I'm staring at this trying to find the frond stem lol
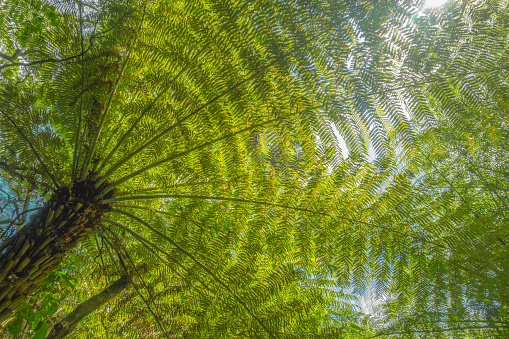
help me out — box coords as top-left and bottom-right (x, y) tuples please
(121, 247), (170, 339)
(72, 2), (85, 181)
(102, 218), (213, 293)
(104, 194), (452, 250)
(110, 209), (277, 339)
(81, 4), (147, 179)
(92, 43), (210, 180)
(80, 47), (131, 179)
(115, 204), (178, 218)
(104, 194), (328, 215)
(102, 119), (275, 193)
(95, 59), (278, 188)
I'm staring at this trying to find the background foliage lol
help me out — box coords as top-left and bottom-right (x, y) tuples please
(0, 0), (508, 338)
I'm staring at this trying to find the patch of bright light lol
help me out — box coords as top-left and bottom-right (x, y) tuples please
(424, 0), (448, 7)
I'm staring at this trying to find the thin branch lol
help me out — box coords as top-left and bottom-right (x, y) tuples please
(0, 207), (42, 241)
(1, 32), (94, 71)
(109, 209), (278, 339)
(21, 194), (30, 223)
(0, 160), (54, 190)
(0, 51), (90, 71)
(120, 228), (193, 286)
(0, 9), (134, 71)
(74, 0), (101, 12)
(104, 194), (324, 214)
(0, 110), (59, 188)
(117, 203), (209, 237)
(102, 119), (275, 193)
(14, 70), (32, 85)
(115, 187), (164, 196)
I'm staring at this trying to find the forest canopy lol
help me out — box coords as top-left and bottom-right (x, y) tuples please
(0, 0), (508, 338)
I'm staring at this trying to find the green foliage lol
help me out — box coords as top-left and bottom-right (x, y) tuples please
(7, 261), (77, 338)
(0, 0), (508, 338)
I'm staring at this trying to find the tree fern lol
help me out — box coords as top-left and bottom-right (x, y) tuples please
(1, 0), (508, 338)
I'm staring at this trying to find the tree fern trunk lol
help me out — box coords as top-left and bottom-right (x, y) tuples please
(0, 177), (114, 324)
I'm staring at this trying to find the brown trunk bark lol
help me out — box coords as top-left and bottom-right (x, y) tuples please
(46, 275), (131, 339)
(0, 177), (115, 325)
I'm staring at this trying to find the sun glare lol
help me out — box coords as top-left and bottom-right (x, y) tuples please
(424, 0), (449, 7)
